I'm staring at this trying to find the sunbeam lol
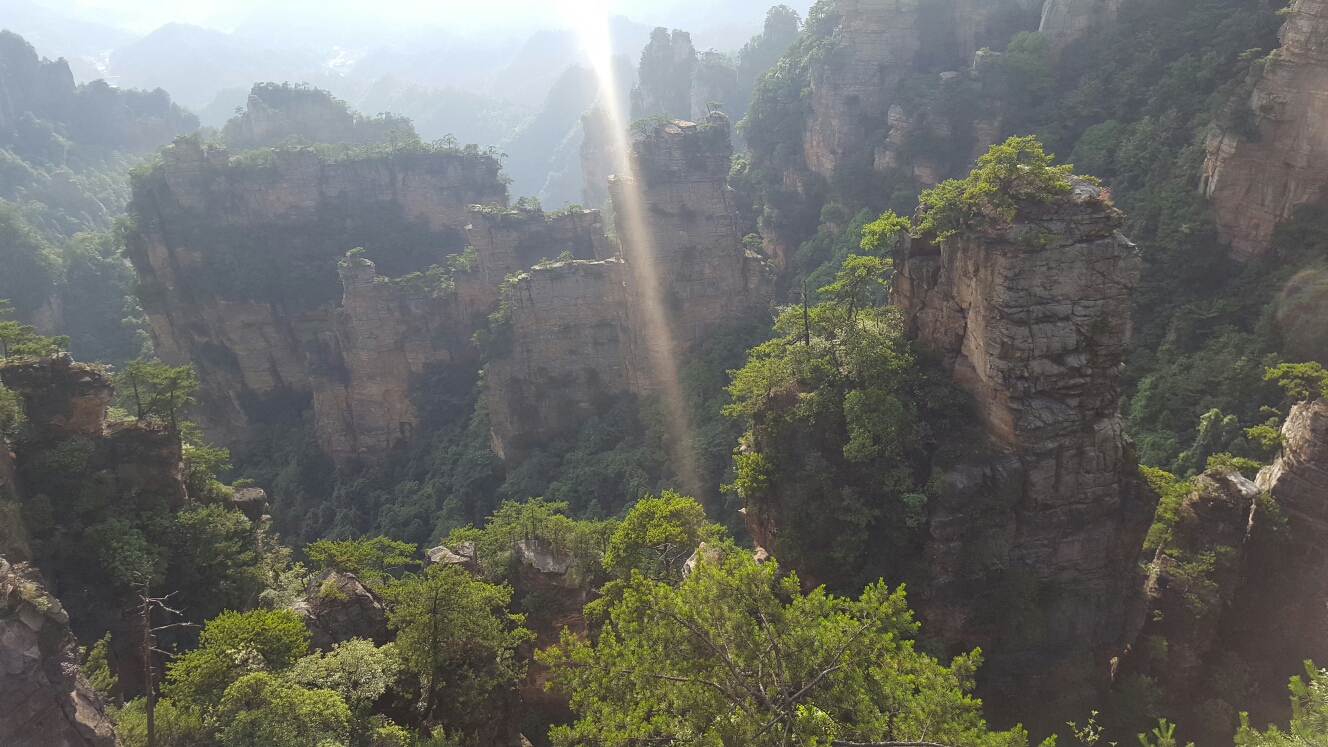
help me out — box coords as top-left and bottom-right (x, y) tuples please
(558, 0), (705, 495)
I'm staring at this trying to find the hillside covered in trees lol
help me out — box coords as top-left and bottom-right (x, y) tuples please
(3, 0), (1328, 745)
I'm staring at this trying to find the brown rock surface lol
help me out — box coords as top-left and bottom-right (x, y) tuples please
(489, 115), (772, 459)
(0, 558), (121, 747)
(609, 113), (772, 352)
(0, 354), (112, 438)
(892, 179), (1155, 725)
(125, 137), (508, 458)
(292, 570), (390, 652)
(1200, 0), (1328, 258)
(486, 258), (637, 461)
(804, 0), (921, 178)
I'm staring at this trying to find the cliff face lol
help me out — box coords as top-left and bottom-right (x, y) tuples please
(1037, 0), (1120, 49)
(892, 179), (1154, 725)
(1115, 399), (1328, 737)
(0, 359), (142, 747)
(1229, 399), (1328, 719)
(802, 0), (1037, 179)
(0, 557), (121, 747)
(488, 114), (772, 460)
(486, 259), (636, 461)
(608, 113), (772, 352)
(125, 137), (508, 460)
(1200, 0), (1328, 259)
(804, 0), (921, 178)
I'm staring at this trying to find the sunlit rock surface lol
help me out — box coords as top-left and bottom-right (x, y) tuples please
(1201, 0), (1328, 258)
(892, 178), (1155, 726)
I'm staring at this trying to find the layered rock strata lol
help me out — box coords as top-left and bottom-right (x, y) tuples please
(1200, 0), (1328, 259)
(488, 114), (772, 459)
(486, 258), (636, 461)
(608, 113), (771, 352)
(891, 179), (1155, 725)
(804, 0), (922, 178)
(125, 137), (509, 461)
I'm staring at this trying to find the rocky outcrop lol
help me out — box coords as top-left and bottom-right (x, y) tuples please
(1200, 0), (1328, 259)
(488, 115), (772, 459)
(1120, 471), (1259, 719)
(630, 28), (697, 121)
(892, 178), (1154, 726)
(1224, 398), (1328, 721)
(608, 113), (772, 352)
(0, 354), (112, 437)
(125, 136), (508, 459)
(803, 0), (922, 178)
(292, 571), (390, 652)
(0, 30), (196, 155)
(221, 83), (414, 150)
(0, 558), (121, 747)
(1114, 400), (1328, 737)
(486, 258), (637, 461)
(0, 378), (120, 747)
(874, 58), (1005, 189)
(1037, 0), (1120, 49)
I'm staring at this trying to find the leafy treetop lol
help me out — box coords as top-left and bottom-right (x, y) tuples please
(541, 546), (1029, 747)
(916, 135), (1078, 240)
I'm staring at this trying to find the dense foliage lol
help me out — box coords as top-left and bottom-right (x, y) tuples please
(724, 216), (973, 587)
(542, 547), (1027, 747)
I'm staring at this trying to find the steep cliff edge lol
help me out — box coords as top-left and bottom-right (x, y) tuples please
(1200, 0), (1328, 259)
(0, 556), (122, 747)
(0, 363), (125, 747)
(125, 136), (508, 459)
(890, 178), (1153, 726)
(608, 113), (772, 353)
(1115, 399), (1328, 739)
(488, 114), (772, 461)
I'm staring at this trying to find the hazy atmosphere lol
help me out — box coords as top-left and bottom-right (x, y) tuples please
(3, 0), (1328, 744)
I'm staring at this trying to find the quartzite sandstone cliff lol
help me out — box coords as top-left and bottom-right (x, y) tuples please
(891, 179), (1154, 725)
(1200, 0), (1328, 258)
(488, 114), (772, 460)
(125, 137), (508, 462)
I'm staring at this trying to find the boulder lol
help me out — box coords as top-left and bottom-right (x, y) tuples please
(291, 570), (389, 651)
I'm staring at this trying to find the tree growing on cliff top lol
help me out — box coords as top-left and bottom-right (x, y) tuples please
(540, 547), (1028, 747)
(915, 136), (1077, 240)
(115, 357), (198, 431)
(0, 299), (68, 358)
